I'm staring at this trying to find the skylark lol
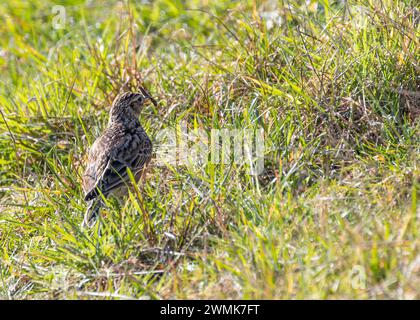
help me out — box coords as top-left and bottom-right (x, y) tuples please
(82, 89), (156, 228)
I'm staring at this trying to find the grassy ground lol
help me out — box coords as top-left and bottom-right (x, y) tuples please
(0, 0), (419, 299)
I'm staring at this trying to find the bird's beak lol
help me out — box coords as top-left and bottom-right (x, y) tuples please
(139, 87), (158, 107)
(145, 95), (158, 107)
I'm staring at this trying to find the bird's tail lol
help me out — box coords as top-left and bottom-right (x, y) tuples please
(82, 199), (102, 229)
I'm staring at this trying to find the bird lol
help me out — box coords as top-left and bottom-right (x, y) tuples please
(82, 89), (157, 228)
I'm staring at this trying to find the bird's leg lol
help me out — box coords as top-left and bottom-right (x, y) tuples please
(82, 198), (103, 229)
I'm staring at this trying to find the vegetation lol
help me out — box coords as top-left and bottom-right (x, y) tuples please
(0, 0), (419, 299)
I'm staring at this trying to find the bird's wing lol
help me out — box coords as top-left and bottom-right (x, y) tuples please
(84, 136), (151, 201)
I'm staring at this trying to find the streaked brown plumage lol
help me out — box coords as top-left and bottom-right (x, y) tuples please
(82, 90), (156, 228)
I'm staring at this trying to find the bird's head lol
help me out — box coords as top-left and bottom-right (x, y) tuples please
(110, 89), (157, 119)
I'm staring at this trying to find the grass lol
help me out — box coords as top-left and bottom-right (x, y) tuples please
(0, 0), (419, 299)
